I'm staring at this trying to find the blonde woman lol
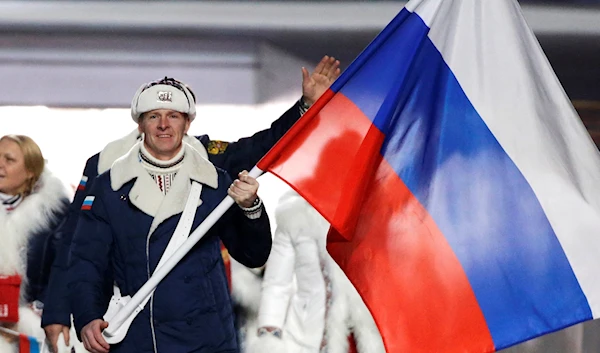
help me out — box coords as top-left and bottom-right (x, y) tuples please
(0, 135), (69, 352)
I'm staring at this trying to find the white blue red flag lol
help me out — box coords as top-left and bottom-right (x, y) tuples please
(257, 0), (600, 351)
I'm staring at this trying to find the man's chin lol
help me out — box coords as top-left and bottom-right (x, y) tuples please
(152, 142), (182, 158)
(153, 139), (177, 149)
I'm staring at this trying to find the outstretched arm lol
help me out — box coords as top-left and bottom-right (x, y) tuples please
(205, 55), (341, 177)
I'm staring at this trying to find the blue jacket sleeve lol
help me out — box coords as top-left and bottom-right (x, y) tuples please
(69, 175), (114, 334)
(42, 154), (100, 327)
(217, 174), (272, 269)
(203, 100), (302, 176)
(221, 206), (272, 269)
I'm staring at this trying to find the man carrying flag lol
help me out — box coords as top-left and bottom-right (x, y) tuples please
(43, 58), (341, 352)
(69, 78), (273, 353)
(256, 0), (600, 352)
(42, 56), (340, 352)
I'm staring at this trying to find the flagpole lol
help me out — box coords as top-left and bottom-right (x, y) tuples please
(102, 166), (264, 341)
(0, 326), (21, 338)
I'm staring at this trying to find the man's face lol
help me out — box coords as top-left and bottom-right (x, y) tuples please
(0, 138), (32, 195)
(138, 109), (190, 161)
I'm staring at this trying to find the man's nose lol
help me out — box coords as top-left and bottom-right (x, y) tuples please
(157, 116), (170, 129)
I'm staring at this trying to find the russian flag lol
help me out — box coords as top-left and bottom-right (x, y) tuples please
(81, 196), (94, 210)
(19, 334), (40, 353)
(77, 175), (88, 191)
(257, 0), (600, 352)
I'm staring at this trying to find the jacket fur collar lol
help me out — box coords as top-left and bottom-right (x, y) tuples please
(110, 140), (219, 234)
(97, 129), (209, 174)
(0, 169), (68, 277)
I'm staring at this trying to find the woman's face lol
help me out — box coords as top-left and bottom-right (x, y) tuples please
(0, 139), (32, 195)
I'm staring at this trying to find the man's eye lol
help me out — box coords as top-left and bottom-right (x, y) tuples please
(149, 115), (157, 119)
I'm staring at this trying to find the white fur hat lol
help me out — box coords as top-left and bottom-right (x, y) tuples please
(130, 77), (196, 123)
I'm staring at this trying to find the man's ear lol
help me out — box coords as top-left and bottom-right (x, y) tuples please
(184, 118), (191, 134)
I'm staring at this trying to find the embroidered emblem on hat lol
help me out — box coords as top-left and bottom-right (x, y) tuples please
(157, 91), (172, 102)
(82, 196), (95, 210)
(207, 140), (229, 155)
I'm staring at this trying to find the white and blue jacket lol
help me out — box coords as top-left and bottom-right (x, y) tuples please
(69, 142), (272, 353)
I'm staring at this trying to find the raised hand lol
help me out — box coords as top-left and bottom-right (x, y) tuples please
(301, 55), (341, 106)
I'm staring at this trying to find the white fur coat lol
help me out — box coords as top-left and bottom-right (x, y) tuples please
(0, 169), (68, 297)
(248, 192), (385, 353)
(0, 168), (69, 352)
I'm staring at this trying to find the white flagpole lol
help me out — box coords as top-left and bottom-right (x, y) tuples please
(102, 166), (264, 340)
(0, 326), (22, 337)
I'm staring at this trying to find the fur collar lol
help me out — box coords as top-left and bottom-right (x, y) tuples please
(275, 191), (330, 245)
(97, 129), (209, 174)
(230, 258), (264, 316)
(0, 169), (68, 277)
(110, 141), (218, 234)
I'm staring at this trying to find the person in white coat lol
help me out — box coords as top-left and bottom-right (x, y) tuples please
(249, 191), (385, 353)
(0, 135), (81, 353)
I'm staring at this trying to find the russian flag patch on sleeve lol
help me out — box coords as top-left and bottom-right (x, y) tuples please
(77, 176), (88, 191)
(81, 196), (95, 210)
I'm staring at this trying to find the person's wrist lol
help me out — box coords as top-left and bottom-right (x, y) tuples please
(239, 196), (260, 210)
(240, 197), (262, 219)
(300, 96), (314, 108)
(299, 96), (312, 116)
